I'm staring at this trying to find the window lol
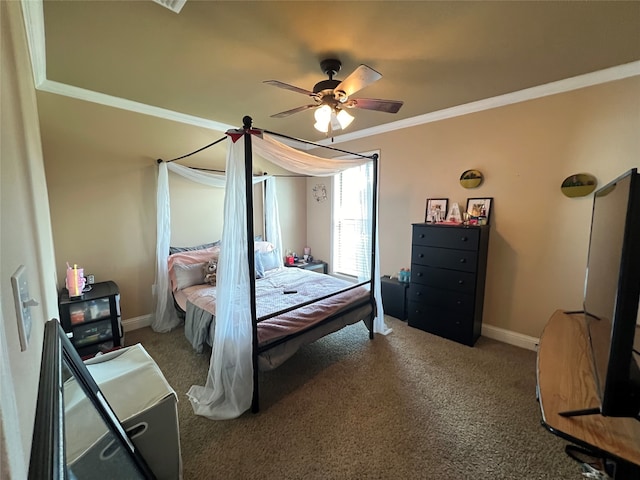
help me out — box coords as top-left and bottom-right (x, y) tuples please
(332, 162), (373, 278)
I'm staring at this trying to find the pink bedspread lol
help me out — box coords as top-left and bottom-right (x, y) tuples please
(182, 267), (370, 346)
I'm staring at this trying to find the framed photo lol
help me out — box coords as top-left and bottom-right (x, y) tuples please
(466, 197), (493, 224)
(425, 198), (448, 223)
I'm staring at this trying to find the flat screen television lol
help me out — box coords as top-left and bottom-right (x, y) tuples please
(584, 168), (640, 419)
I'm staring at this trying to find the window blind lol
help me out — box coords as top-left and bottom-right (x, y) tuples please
(333, 163), (372, 277)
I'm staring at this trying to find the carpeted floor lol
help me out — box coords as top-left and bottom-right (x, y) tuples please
(125, 316), (582, 479)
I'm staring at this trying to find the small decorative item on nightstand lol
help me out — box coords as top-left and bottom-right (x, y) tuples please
(284, 260), (328, 274)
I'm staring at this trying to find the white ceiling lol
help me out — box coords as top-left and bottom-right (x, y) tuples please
(25, 0), (640, 143)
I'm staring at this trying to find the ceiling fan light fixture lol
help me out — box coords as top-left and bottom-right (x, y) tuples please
(314, 105), (332, 132)
(314, 120), (329, 133)
(336, 109), (354, 129)
(314, 105), (332, 123)
(266, 58), (403, 133)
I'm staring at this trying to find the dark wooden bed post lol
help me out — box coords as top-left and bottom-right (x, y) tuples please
(242, 116), (261, 414)
(369, 153), (379, 339)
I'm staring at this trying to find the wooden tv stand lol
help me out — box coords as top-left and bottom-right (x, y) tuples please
(537, 310), (640, 477)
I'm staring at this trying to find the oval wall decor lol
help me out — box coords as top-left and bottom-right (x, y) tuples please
(460, 169), (484, 189)
(561, 173), (597, 198)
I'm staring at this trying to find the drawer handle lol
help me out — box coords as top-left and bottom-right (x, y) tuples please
(417, 272), (423, 277)
(416, 292), (421, 297)
(419, 234), (425, 238)
(459, 258), (466, 263)
(419, 253), (424, 258)
(458, 280), (464, 285)
(456, 300), (462, 305)
(460, 236), (468, 242)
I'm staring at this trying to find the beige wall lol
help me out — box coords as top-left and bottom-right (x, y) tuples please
(306, 177), (333, 264)
(312, 76), (640, 338)
(1, 2), (638, 475)
(1, 2), (59, 476)
(37, 74), (640, 340)
(37, 92), (308, 319)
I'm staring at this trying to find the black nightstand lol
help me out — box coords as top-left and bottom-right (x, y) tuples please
(381, 275), (409, 320)
(285, 261), (328, 274)
(58, 280), (122, 357)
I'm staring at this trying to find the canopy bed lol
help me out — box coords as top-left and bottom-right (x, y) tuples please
(153, 117), (390, 419)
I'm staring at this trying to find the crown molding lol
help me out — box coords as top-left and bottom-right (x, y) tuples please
(38, 79), (236, 131)
(21, 0), (46, 87)
(21, 0), (640, 147)
(324, 60), (640, 146)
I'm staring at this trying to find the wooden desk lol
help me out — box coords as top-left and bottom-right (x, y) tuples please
(537, 310), (640, 475)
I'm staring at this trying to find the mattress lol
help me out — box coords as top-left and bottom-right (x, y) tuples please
(181, 267), (373, 370)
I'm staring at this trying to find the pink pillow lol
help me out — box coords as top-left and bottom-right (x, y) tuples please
(168, 246), (220, 290)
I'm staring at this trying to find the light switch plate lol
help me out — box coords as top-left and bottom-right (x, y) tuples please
(11, 265), (32, 351)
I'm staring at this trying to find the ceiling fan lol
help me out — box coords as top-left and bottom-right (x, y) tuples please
(264, 59), (403, 134)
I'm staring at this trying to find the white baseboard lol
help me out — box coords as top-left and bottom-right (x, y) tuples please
(122, 314), (152, 332)
(122, 314), (539, 351)
(482, 324), (539, 351)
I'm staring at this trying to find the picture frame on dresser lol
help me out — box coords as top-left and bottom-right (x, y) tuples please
(466, 197), (493, 224)
(425, 198), (448, 223)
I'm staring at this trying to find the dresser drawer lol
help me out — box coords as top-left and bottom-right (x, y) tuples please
(407, 303), (474, 346)
(407, 285), (475, 315)
(410, 265), (476, 294)
(412, 225), (479, 251)
(411, 245), (477, 272)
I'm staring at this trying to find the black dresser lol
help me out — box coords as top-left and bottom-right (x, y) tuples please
(408, 223), (490, 346)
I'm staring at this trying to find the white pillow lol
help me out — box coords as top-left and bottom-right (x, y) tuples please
(259, 250), (280, 272)
(173, 262), (206, 290)
(255, 241), (275, 253)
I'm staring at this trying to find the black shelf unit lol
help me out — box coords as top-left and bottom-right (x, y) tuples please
(381, 276), (409, 320)
(58, 280), (122, 357)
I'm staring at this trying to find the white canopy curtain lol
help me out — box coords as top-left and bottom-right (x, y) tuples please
(152, 161), (280, 333)
(154, 130), (389, 419)
(253, 134), (389, 336)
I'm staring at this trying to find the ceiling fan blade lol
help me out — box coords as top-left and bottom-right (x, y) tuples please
(345, 98), (404, 114)
(263, 80), (314, 97)
(334, 64), (382, 98)
(270, 104), (317, 118)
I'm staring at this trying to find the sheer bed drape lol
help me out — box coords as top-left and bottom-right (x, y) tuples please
(152, 161), (277, 333)
(153, 132), (389, 419)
